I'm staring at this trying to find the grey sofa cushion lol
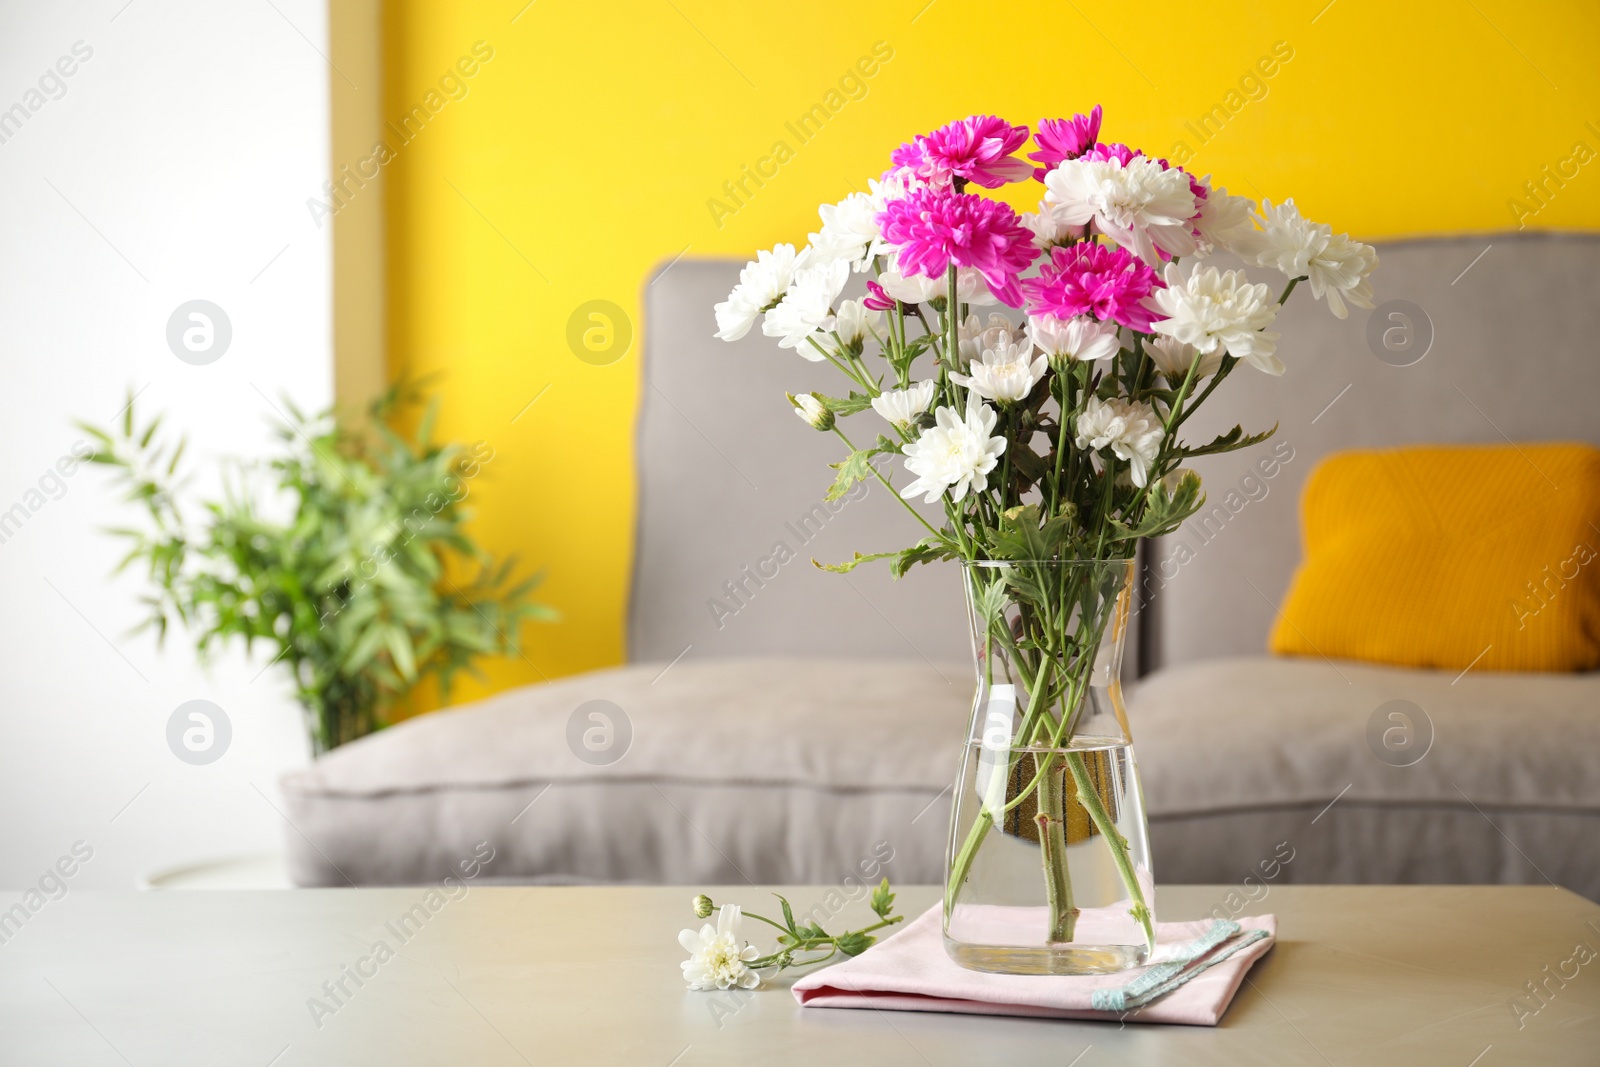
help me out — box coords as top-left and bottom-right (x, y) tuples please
(282, 651), (1600, 901)
(1133, 656), (1600, 898)
(279, 657), (967, 887)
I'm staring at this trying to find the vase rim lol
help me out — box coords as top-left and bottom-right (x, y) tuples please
(960, 558), (1135, 569)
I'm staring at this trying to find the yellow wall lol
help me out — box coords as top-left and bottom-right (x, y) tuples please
(380, 0), (1600, 704)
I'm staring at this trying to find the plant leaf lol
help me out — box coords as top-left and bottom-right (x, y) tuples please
(817, 391), (875, 417)
(890, 537), (956, 578)
(1181, 422), (1277, 458)
(870, 877), (895, 920)
(1108, 469), (1205, 541)
(813, 550), (897, 574)
(836, 931), (875, 956)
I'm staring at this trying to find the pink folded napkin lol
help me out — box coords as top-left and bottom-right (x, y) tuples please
(792, 903), (1276, 1026)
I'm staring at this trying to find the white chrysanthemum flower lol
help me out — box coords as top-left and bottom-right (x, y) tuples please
(958, 312), (1022, 365)
(1145, 335), (1222, 382)
(951, 340), (1047, 404)
(1028, 314), (1120, 364)
(1074, 395), (1165, 488)
(877, 266), (998, 307)
(821, 167), (926, 268)
(1305, 231), (1377, 318)
(1238, 199), (1378, 319)
(1043, 156), (1199, 266)
(1019, 207), (1077, 250)
(1151, 263), (1283, 375)
(714, 243), (802, 341)
(871, 379), (936, 429)
(763, 258), (850, 354)
(808, 191), (888, 271)
(868, 166), (924, 211)
(679, 905), (760, 991)
(1074, 396), (1122, 451)
(900, 399), (1007, 503)
(1190, 181), (1257, 259)
(790, 392), (833, 431)
(828, 299), (883, 349)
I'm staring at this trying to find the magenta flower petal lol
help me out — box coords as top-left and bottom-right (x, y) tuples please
(1029, 105), (1103, 180)
(863, 279), (895, 312)
(878, 187), (1039, 309)
(891, 115), (1033, 190)
(1021, 241), (1165, 332)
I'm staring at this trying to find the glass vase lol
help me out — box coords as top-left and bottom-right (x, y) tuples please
(943, 559), (1155, 975)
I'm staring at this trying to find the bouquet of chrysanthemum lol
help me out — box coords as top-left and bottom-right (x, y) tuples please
(713, 110), (1375, 956)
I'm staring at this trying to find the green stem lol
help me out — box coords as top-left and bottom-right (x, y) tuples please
(1172, 355), (1237, 432)
(1036, 750), (1077, 942)
(741, 914), (905, 972)
(945, 264), (962, 392)
(1065, 751), (1155, 952)
(806, 337), (875, 393)
(947, 569), (1151, 956)
(910, 305), (942, 362)
(945, 645), (1055, 914)
(830, 427), (943, 540)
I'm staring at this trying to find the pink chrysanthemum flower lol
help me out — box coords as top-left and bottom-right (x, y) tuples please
(1021, 241), (1165, 332)
(1029, 106), (1102, 180)
(891, 115), (1033, 190)
(879, 187), (1039, 307)
(1083, 142), (1141, 166)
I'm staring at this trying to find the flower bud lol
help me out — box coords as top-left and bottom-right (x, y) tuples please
(789, 392), (834, 431)
(692, 894), (715, 919)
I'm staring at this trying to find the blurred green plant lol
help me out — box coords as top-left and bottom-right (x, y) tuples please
(80, 382), (555, 755)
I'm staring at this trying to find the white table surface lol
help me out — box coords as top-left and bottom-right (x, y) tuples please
(2, 883), (1597, 1065)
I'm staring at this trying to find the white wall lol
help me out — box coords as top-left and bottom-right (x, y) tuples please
(0, 0), (332, 889)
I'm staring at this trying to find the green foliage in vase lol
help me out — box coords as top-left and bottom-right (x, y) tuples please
(79, 382), (556, 754)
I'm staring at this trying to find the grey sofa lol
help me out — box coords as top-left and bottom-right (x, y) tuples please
(281, 232), (1600, 899)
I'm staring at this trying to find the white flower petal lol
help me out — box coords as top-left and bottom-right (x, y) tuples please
(714, 244), (800, 341)
(871, 380), (936, 429)
(900, 399), (1006, 503)
(1074, 395), (1165, 487)
(1044, 156), (1198, 267)
(1151, 263), (1282, 374)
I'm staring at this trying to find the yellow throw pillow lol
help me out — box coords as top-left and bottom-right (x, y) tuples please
(1270, 443), (1600, 673)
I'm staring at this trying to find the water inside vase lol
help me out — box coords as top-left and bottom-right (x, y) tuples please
(945, 735), (1154, 975)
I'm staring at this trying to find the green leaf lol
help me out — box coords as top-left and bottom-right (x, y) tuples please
(891, 334), (934, 378)
(835, 931), (875, 957)
(824, 449), (878, 502)
(889, 537), (956, 578)
(817, 391), (875, 417)
(1006, 443), (1047, 485)
(970, 577), (1009, 628)
(1108, 469), (1205, 541)
(384, 625), (417, 682)
(777, 894), (799, 935)
(988, 504), (1076, 562)
(1181, 422), (1277, 458)
(869, 877), (896, 920)
(813, 550), (897, 574)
